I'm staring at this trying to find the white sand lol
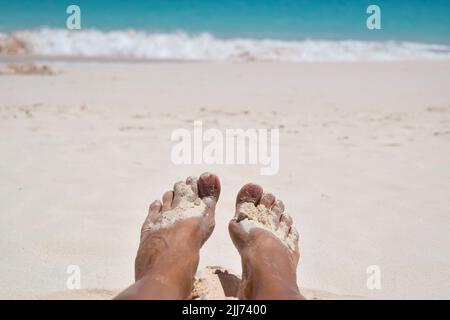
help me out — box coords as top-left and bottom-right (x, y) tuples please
(0, 61), (450, 299)
(236, 203), (297, 251)
(145, 181), (206, 231)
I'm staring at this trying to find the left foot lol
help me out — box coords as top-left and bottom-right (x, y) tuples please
(115, 172), (220, 300)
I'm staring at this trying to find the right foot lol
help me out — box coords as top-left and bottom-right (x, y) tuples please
(229, 183), (303, 300)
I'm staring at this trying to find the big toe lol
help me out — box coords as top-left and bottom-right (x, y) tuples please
(230, 183), (263, 246)
(198, 172), (221, 208)
(236, 183), (263, 207)
(234, 183), (263, 221)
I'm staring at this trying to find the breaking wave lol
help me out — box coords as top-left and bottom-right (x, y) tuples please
(1, 28), (450, 62)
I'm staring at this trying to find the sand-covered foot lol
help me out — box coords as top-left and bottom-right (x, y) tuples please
(229, 183), (303, 300)
(136, 172), (220, 279)
(116, 172), (220, 300)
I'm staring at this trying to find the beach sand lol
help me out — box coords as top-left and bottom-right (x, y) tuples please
(0, 60), (449, 299)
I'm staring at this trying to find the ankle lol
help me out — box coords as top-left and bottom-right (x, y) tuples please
(135, 255), (199, 299)
(136, 247), (199, 281)
(243, 255), (301, 300)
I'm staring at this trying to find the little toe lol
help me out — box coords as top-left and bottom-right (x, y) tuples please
(149, 200), (162, 216)
(141, 200), (162, 236)
(289, 227), (300, 257)
(278, 213), (294, 240)
(290, 226), (299, 242)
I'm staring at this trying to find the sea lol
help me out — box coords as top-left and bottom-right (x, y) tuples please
(0, 0), (449, 61)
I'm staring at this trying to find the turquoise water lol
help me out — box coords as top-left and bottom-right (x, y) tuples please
(0, 0), (449, 43)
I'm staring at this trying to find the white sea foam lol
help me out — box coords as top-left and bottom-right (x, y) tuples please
(1, 28), (450, 62)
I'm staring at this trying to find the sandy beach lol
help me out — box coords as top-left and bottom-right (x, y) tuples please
(0, 60), (449, 299)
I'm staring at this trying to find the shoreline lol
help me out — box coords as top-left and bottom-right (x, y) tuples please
(0, 54), (206, 64)
(3, 53), (450, 66)
(3, 53), (450, 64)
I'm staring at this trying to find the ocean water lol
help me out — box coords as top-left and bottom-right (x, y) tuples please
(0, 0), (449, 61)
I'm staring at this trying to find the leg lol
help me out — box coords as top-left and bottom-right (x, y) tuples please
(229, 183), (304, 300)
(114, 172), (221, 300)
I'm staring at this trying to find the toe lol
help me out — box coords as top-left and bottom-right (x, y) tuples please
(198, 172), (221, 208)
(162, 190), (174, 212)
(290, 226), (299, 242)
(235, 183), (264, 223)
(147, 200), (162, 227)
(289, 227), (300, 259)
(172, 180), (185, 206)
(172, 180), (197, 207)
(278, 212), (293, 239)
(149, 200), (162, 216)
(186, 176), (199, 195)
(235, 183), (263, 208)
(270, 199), (285, 226)
(260, 192), (276, 208)
(141, 200), (162, 236)
(279, 213), (293, 227)
(271, 199), (285, 214)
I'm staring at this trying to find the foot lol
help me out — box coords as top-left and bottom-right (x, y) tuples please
(115, 172), (220, 300)
(229, 183), (303, 300)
